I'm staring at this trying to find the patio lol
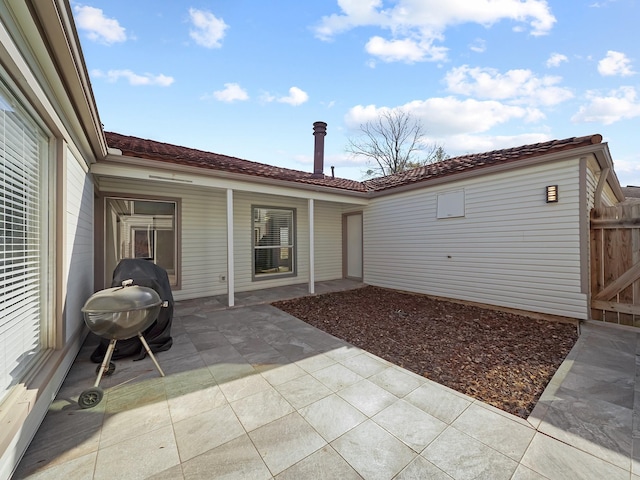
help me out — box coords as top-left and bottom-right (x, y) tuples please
(12, 280), (639, 479)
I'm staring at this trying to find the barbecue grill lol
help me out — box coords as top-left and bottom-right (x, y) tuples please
(78, 279), (167, 408)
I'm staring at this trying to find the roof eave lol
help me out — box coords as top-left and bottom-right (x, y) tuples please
(368, 142), (616, 198)
(101, 136), (624, 202)
(100, 152), (370, 198)
(29, 0), (107, 160)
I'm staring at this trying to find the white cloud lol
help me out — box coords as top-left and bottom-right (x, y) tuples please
(74, 5), (126, 44)
(212, 83), (249, 102)
(572, 86), (640, 124)
(92, 69), (174, 86)
(408, 97), (544, 133)
(598, 50), (635, 76)
(189, 8), (228, 48)
(277, 87), (309, 106)
(590, 1), (618, 7)
(365, 36), (447, 63)
(442, 133), (552, 155)
(611, 152), (640, 188)
(444, 65), (573, 106)
(315, 0), (555, 63)
(259, 91), (277, 103)
(469, 39), (486, 53)
(345, 97), (541, 137)
(344, 101), (553, 164)
(546, 52), (568, 67)
(314, 0), (386, 40)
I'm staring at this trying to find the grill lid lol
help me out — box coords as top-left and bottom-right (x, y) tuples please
(82, 284), (162, 314)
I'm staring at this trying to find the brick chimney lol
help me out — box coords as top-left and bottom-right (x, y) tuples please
(312, 121), (327, 178)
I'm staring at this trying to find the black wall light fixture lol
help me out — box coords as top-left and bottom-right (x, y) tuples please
(546, 185), (558, 203)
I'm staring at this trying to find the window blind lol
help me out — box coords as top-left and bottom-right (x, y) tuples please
(0, 88), (47, 404)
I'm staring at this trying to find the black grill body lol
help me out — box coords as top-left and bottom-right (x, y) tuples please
(91, 259), (174, 362)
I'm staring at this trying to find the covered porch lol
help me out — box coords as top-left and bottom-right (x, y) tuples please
(93, 158), (368, 306)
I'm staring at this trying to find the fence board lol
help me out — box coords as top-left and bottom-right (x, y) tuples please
(591, 204), (640, 326)
(590, 215), (603, 320)
(619, 205), (634, 325)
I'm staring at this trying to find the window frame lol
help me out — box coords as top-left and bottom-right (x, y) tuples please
(102, 194), (181, 289)
(251, 205), (297, 281)
(0, 78), (53, 404)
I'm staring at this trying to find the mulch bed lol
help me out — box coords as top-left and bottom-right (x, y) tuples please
(272, 285), (579, 418)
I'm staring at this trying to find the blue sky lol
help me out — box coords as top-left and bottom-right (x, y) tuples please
(72, 1), (640, 186)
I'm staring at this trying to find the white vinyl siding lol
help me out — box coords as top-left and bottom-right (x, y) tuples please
(313, 200), (343, 281)
(98, 178), (227, 301)
(0, 85), (49, 403)
(364, 159), (588, 319)
(181, 188), (226, 299)
(586, 166), (598, 211)
(97, 181), (349, 300)
(64, 148), (93, 342)
(233, 192), (309, 292)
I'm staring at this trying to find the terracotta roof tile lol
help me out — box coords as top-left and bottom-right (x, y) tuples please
(622, 186), (640, 198)
(104, 131), (368, 192)
(362, 134), (603, 192)
(104, 132), (603, 194)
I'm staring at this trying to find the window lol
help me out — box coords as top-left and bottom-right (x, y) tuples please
(253, 206), (296, 278)
(0, 83), (50, 404)
(105, 198), (178, 285)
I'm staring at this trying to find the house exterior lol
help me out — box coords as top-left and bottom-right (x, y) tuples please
(0, 2), (104, 478)
(0, 1), (625, 478)
(93, 128), (369, 304)
(362, 136), (623, 319)
(96, 132), (623, 322)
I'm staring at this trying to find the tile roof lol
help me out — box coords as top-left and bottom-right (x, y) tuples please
(622, 186), (640, 198)
(104, 132), (604, 194)
(362, 134), (604, 192)
(104, 132), (367, 192)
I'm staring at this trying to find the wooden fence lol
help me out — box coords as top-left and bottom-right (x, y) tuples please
(590, 203), (640, 326)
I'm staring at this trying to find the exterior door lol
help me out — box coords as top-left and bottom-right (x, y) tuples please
(344, 212), (363, 280)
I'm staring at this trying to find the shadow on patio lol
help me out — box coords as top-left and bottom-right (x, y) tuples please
(13, 279), (637, 479)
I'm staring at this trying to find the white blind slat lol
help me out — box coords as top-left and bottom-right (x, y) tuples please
(0, 85), (47, 402)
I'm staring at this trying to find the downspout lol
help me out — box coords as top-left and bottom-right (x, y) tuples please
(594, 167), (610, 210)
(578, 158), (590, 320)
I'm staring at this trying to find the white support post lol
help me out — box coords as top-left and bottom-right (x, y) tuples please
(226, 189), (235, 307)
(308, 198), (315, 294)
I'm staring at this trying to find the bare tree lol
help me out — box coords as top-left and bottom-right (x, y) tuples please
(346, 110), (449, 177)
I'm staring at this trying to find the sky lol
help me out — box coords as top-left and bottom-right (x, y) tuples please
(71, 0), (640, 186)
